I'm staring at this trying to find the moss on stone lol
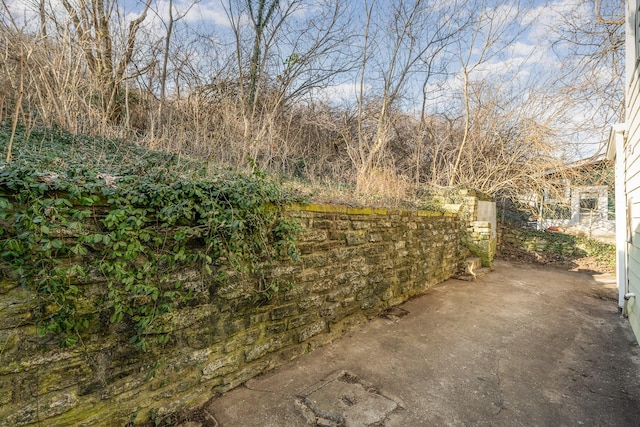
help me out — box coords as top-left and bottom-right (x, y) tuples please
(289, 203), (348, 213)
(417, 210), (444, 217)
(0, 202), (468, 426)
(346, 206), (374, 215)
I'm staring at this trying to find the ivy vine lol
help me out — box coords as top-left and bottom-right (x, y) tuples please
(0, 126), (301, 351)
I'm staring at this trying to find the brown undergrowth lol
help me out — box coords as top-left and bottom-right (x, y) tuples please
(498, 240), (615, 274)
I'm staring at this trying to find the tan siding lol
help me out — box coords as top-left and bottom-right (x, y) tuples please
(628, 75), (640, 141)
(628, 78), (640, 133)
(628, 245), (640, 268)
(628, 77), (640, 137)
(627, 141), (640, 169)
(628, 263), (640, 288)
(625, 165), (640, 193)
(624, 57), (640, 343)
(625, 108), (640, 147)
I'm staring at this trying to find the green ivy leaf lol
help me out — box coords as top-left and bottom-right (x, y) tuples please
(71, 244), (87, 255)
(61, 335), (78, 348)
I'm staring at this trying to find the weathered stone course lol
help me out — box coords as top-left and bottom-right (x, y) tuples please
(463, 220), (496, 267)
(0, 203), (462, 426)
(498, 226), (611, 259)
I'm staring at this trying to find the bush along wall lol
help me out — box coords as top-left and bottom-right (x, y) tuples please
(499, 226), (615, 269)
(0, 164), (463, 426)
(0, 150), (301, 425)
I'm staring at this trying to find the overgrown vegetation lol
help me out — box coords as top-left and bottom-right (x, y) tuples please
(0, 125), (301, 351)
(576, 237), (616, 269)
(0, 0), (621, 205)
(499, 227), (616, 272)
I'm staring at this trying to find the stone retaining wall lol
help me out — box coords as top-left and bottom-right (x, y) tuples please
(499, 226), (581, 255)
(464, 221), (496, 267)
(0, 203), (462, 426)
(451, 196), (496, 267)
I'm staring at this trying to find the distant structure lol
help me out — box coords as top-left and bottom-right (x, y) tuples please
(535, 160), (614, 242)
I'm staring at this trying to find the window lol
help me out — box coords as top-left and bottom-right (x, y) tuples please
(579, 193), (599, 222)
(580, 197), (597, 211)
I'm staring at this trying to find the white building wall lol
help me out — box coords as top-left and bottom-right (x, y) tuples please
(621, 0), (640, 343)
(538, 185), (614, 242)
(477, 201), (496, 239)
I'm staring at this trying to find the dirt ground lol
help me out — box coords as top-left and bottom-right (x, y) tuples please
(158, 259), (640, 427)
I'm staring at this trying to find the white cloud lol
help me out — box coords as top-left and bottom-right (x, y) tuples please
(470, 57), (531, 81)
(180, 0), (230, 26)
(522, 0), (590, 42)
(312, 83), (368, 105)
(509, 41), (536, 58)
(137, 0), (230, 30)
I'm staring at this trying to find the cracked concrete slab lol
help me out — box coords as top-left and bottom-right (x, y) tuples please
(202, 260), (640, 426)
(295, 371), (404, 427)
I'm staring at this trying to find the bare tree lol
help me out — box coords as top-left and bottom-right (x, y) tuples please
(548, 0), (624, 155)
(454, 80), (564, 197)
(349, 0), (465, 191)
(222, 0), (355, 166)
(449, 0), (526, 187)
(52, 0), (152, 123)
(0, 0), (608, 210)
(158, 0), (200, 103)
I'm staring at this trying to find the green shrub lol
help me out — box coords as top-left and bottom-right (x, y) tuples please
(0, 125), (300, 350)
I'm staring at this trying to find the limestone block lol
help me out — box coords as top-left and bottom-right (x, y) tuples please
(244, 336), (292, 362)
(360, 296), (381, 310)
(345, 231), (366, 246)
(202, 354), (239, 380)
(368, 233), (384, 242)
(288, 313), (317, 329)
(219, 359), (272, 392)
(325, 286), (352, 303)
(32, 361), (92, 396)
(310, 277), (336, 293)
(0, 378), (12, 406)
(297, 320), (326, 342)
(328, 230), (346, 241)
(5, 390), (79, 426)
(242, 328), (262, 345)
(298, 295), (323, 310)
(311, 219), (335, 229)
(350, 277), (368, 294)
(334, 271), (361, 288)
(299, 229), (328, 242)
(266, 321), (287, 334)
(335, 220), (351, 230)
(270, 303), (298, 321)
(351, 221), (371, 230)
(0, 286), (36, 330)
(340, 296), (356, 307)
